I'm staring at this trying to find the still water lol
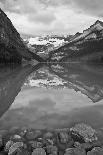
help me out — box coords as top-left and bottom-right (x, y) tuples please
(0, 63), (103, 130)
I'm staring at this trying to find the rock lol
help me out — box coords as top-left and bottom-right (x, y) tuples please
(56, 131), (74, 151)
(5, 140), (14, 151)
(32, 148), (46, 155)
(14, 149), (30, 155)
(28, 141), (43, 149)
(74, 142), (82, 148)
(42, 139), (53, 147)
(58, 131), (69, 144)
(70, 123), (97, 143)
(8, 148), (30, 155)
(26, 130), (42, 140)
(19, 128), (27, 137)
(0, 8), (44, 63)
(65, 148), (86, 155)
(43, 132), (54, 139)
(87, 147), (103, 155)
(46, 145), (58, 155)
(8, 142), (24, 155)
(74, 142), (93, 151)
(10, 135), (22, 142)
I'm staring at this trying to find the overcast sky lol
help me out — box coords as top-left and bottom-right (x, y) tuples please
(0, 0), (103, 35)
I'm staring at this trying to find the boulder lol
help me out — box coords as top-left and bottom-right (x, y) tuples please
(70, 123), (97, 143)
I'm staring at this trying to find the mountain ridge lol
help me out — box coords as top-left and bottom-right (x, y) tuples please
(0, 8), (44, 63)
(48, 20), (103, 62)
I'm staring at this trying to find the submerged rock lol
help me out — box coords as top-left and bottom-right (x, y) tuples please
(26, 130), (42, 140)
(64, 148), (86, 155)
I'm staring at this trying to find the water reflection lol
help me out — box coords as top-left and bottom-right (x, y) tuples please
(49, 63), (103, 103)
(0, 63), (42, 117)
(0, 63), (103, 130)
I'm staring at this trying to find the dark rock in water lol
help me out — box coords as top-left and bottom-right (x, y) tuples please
(64, 148), (86, 155)
(87, 147), (103, 155)
(0, 8), (44, 63)
(26, 130), (42, 140)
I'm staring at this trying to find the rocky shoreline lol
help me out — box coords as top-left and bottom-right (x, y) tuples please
(0, 123), (103, 155)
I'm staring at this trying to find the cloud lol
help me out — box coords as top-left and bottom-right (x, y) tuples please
(70, 0), (103, 17)
(28, 10), (56, 24)
(0, 0), (102, 35)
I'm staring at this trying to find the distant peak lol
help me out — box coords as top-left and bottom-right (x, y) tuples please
(95, 20), (103, 25)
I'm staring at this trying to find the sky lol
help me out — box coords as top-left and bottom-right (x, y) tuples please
(0, 0), (103, 36)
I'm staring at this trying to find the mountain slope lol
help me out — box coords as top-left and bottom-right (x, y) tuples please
(0, 8), (44, 63)
(48, 20), (103, 62)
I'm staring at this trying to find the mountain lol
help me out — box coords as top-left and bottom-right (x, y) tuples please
(48, 20), (103, 62)
(0, 8), (44, 63)
(70, 20), (103, 42)
(24, 35), (69, 60)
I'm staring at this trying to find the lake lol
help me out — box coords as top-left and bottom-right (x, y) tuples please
(0, 63), (103, 130)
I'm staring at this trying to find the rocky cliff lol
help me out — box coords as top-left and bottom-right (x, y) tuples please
(48, 20), (103, 62)
(0, 8), (44, 63)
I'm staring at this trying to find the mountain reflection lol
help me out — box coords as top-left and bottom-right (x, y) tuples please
(0, 63), (42, 117)
(0, 63), (103, 130)
(48, 63), (103, 103)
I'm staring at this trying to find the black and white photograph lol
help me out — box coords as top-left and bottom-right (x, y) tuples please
(0, 0), (103, 154)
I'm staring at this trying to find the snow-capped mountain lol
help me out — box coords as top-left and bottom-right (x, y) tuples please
(25, 37), (66, 47)
(23, 35), (69, 59)
(24, 35), (69, 48)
